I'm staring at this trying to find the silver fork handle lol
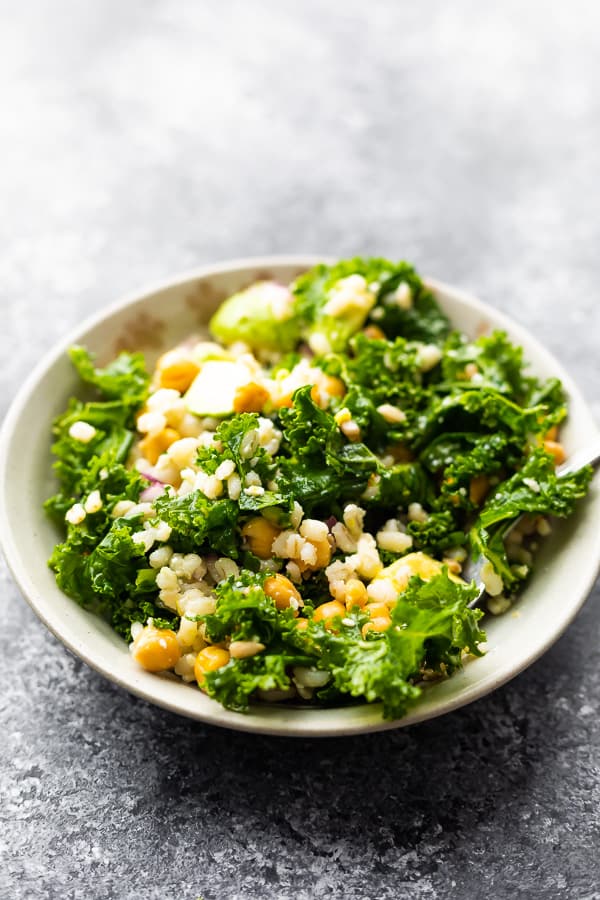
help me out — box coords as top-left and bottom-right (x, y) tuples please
(557, 434), (600, 476)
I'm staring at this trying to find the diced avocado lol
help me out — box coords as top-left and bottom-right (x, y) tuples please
(307, 315), (366, 355)
(183, 360), (252, 417)
(209, 282), (302, 352)
(307, 274), (377, 353)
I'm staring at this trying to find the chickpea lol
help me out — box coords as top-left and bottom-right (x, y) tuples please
(139, 427), (180, 465)
(241, 517), (281, 559)
(194, 646), (231, 686)
(233, 382), (269, 414)
(157, 352), (200, 393)
(132, 626), (181, 672)
(263, 574), (302, 612)
(366, 602), (390, 619)
(363, 324), (386, 340)
(362, 616), (391, 637)
(274, 393), (294, 409)
(310, 376), (346, 408)
(313, 600), (345, 630)
(344, 578), (368, 610)
(543, 440), (566, 466)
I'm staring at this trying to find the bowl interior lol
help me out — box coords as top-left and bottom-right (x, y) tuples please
(1, 258), (599, 736)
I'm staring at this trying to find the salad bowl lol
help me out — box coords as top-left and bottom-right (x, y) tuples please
(1, 256), (599, 736)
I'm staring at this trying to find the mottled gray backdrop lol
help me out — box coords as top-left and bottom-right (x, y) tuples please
(1, 2), (600, 898)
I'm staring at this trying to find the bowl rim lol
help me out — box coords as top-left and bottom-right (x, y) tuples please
(1, 254), (599, 737)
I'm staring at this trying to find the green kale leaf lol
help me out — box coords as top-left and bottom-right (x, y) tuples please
(204, 654), (294, 713)
(48, 516), (174, 638)
(441, 331), (528, 397)
(370, 265), (451, 344)
(277, 386), (378, 512)
(195, 414), (292, 521)
(202, 570), (296, 644)
(68, 346), (150, 412)
(470, 450), (593, 589)
(292, 258), (450, 351)
(310, 571), (484, 719)
(199, 570), (314, 711)
(154, 490), (240, 558)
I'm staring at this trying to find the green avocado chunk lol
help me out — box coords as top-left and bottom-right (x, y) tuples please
(209, 281), (302, 352)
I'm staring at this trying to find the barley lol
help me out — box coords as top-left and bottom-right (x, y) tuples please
(227, 473), (242, 500)
(229, 640), (266, 659)
(376, 530), (413, 553)
(149, 546), (173, 569)
(215, 459), (236, 480)
(408, 502), (428, 523)
(137, 411), (167, 434)
(68, 421), (97, 443)
(65, 503), (86, 525)
(84, 490), (103, 514)
(376, 404), (407, 424)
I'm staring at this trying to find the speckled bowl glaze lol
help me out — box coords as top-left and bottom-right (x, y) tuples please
(1, 257), (599, 736)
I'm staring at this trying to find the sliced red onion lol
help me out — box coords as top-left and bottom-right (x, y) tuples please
(140, 483), (166, 502)
(141, 470), (168, 486)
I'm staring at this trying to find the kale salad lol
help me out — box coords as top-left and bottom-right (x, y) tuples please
(45, 258), (592, 719)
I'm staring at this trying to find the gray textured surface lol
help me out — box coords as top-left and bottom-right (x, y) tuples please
(1, 2), (600, 898)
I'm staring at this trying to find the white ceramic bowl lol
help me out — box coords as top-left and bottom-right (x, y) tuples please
(1, 257), (599, 736)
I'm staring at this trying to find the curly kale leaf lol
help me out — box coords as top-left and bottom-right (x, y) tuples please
(366, 462), (434, 509)
(68, 346), (150, 412)
(204, 654), (296, 713)
(414, 389), (546, 452)
(277, 386), (378, 512)
(479, 450), (592, 527)
(45, 453), (145, 533)
(199, 571), (315, 711)
(440, 331), (567, 423)
(370, 265), (451, 344)
(292, 257), (450, 350)
(441, 331), (526, 397)
(195, 414), (291, 520)
(201, 571), (295, 643)
(154, 490), (240, 558)
(524, 376), (567, 426)
(325, 334), (432, 450)
(47, 400), (133, 500)
(48, 516), (173, 638)
(309, 571), (484, 719)
(470, 450), (593, 589)
(407, 510), (467, 554)
(425, 431), (524, 515)
(46, 346), (161, 637)
(46, 347), (150, 524)
(276, 386), (435, 515)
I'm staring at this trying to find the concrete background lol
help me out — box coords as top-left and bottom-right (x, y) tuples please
(1, 2), (599, 897)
